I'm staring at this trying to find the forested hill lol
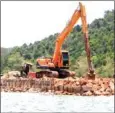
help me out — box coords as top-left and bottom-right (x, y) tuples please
(1, 10), (114, 77)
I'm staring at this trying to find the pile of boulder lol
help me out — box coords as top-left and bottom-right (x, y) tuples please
(53, 77), (114, 96)
(1, 74), (114, 96)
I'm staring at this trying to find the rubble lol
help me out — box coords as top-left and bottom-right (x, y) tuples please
(1, 76), (114, 96)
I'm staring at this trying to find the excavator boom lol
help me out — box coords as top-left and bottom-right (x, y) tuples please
(52, 8), (80, 66)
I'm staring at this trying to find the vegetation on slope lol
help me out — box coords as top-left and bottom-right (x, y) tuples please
(1, 47), (12, 73)
(1, 10), (114, 77)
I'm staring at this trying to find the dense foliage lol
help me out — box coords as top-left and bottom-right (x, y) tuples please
(1, 10), (114, 77)
(1, 47), (12, 73)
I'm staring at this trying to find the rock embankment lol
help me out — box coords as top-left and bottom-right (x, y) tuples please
(1, 76), (114, 96)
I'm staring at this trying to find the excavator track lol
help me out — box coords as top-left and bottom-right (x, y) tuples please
(58, 69), (76, 78)
(36, 69), (75, 78)
(36, 70), (59, 78)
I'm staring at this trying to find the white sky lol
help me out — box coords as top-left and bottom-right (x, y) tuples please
(1, 1), (114, 48)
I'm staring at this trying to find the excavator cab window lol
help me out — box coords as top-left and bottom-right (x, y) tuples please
(62, 52), (69, 67)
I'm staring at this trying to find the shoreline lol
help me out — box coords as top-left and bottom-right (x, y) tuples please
(1, 91), (114, 97)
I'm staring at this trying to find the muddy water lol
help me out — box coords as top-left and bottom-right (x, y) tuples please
(1, 92), (114, 112)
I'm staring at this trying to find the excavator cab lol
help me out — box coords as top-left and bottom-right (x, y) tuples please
(61, 51), (69, 69)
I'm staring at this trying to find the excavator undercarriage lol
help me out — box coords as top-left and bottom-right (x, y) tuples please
(36, 68), (76, 78)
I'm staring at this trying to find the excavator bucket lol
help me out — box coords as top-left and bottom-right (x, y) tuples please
(86, 71), (96, 80)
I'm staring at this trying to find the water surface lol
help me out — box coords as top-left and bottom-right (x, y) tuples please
(1, 92), (114, 112)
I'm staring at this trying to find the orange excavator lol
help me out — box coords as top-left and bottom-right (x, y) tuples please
(36, 2), (95, 78)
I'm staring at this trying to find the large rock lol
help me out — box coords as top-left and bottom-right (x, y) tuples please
(2, 71), (21, 79)
(94, 91), (102, 95)
(109, 81), (114, 91)
(82, 91), (92, 96)
(80, 78), (87, 85)
(74, 85), (81, 93)
(82, 85), (92, 92)
(8, 71), (21, 77)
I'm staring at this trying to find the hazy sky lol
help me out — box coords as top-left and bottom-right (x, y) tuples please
(1, 1), (114, 48)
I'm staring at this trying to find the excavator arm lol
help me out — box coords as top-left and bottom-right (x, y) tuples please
(79, 3), (95, 75)
(52, 2), (95, 76)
